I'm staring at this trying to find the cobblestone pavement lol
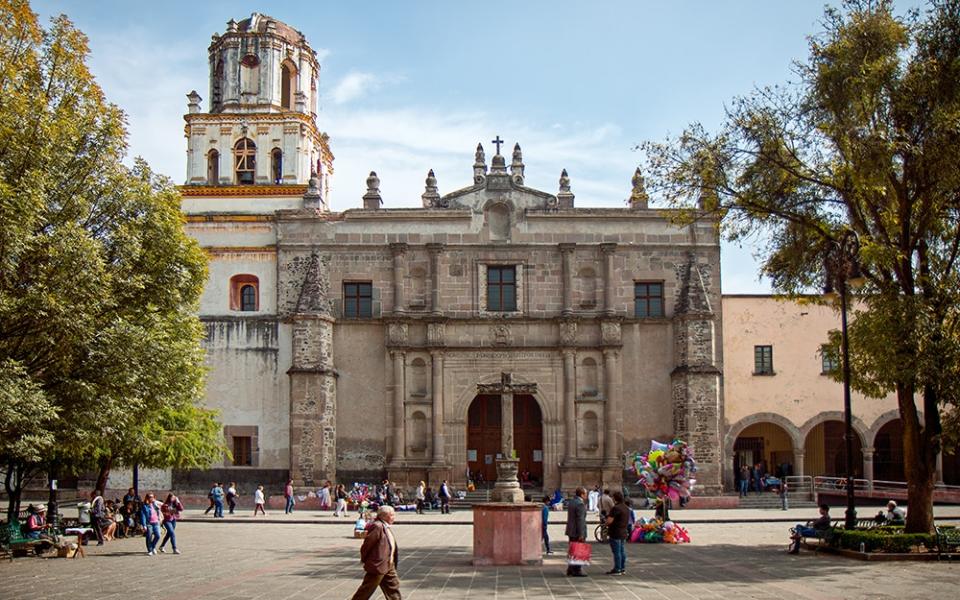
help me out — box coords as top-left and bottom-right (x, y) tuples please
(2, 513), (958, 600)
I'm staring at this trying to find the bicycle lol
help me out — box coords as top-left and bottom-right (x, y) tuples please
(594, 521), (609, 543)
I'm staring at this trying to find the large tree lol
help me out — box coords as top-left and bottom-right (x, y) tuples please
(642, 0), (960, 533)
(0, 0), (223, 516)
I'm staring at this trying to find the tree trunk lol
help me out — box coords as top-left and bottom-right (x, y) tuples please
(94, 456), (113, 494)
(4, 462), (25, 524)
(899, 383), (939, 534)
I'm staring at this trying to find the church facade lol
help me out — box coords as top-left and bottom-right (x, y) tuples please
(179, 14), (724, 494)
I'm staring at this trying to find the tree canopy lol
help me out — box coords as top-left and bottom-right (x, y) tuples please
(0, 0), (223, 515)
(642, 0), (960, 533)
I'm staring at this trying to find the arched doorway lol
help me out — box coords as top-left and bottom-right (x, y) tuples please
(804, 420), (863, 478)
(874, 419), (905, 482)
(733, 422), (796, 480)
(466, 394), (542, 486)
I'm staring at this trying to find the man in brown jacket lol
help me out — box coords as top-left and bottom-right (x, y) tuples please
(352, 505), (401, 600)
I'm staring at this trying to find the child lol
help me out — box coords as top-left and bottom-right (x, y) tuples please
(254, 485), (266, 516)
(354, 513), (368, 538)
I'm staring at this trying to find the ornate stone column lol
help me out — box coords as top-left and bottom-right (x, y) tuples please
(602, 348), (620, 467)
(427, 243), (444, 316)
(501, 391), (515, 458)
(559, 243), (575, 316)
(600, 243), (617, 316)
(390, 350), (405, 464)
(430, 350), (445, 463)
(390, 242), (407, 314)
(562, 349), (577, 461)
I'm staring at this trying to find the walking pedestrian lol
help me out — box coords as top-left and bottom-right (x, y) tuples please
(318, 481), (332, 510)
(565, 487), (587, 577)
(158, 492), (184, 554)
(739, 465), (750, 497)
(253, 485), (266, 516)
(351, 505), (401, 600)
(541, 495), (553, 554)
(438, 480), (451, 514)
(605, 491), (630, 575)
(284, 479), (295, 514)
(139, 493), (163, 555)
(415, 481), (426, 514)
(212, 482), (225, 518)
(587, 486), (600, 513)
(226, 482), (238, 515)
(203, 481), (216, 515)
(599, 488), (614, 520)
(334, 483), (348, 516)
(90, 489), (106, 546)
(780, 480), (789, 511)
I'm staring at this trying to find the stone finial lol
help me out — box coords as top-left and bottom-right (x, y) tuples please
(186, 90), (202, 114)
(363, 171), (382, 209)
(226, 19), (238, 33)
(510, 143), (525, 185)
(473, 143), (487, 184)
(558, 169), (574, 208)
(422, 169), (441, 207)
(303, 170), (323, 210)
(629, 167), (649, 209)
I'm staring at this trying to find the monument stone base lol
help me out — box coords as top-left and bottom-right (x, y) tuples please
(472, 503), (543, 566)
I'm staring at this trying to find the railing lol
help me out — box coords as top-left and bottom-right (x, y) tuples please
(785, 475), (814, 498)
(812, 476), (960, 499)
(812, 476), (872, 493)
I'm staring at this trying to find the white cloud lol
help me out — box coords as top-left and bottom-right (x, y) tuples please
(330, 72), (380, 104)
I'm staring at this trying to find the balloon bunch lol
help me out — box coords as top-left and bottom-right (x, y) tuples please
(629, 518), (690, 544)
(631, 439), (697, 504)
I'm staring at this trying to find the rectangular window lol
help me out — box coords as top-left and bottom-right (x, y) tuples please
(754, 345), (774, 375)
(634, 282), (664, 317)
(232, 436), (252, 467)
(343, 282), (373, 318)
(821, 344), (839, 374)
(487, 266), (517, 312)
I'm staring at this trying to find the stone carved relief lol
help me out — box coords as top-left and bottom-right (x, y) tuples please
(600, 321), (622, 345)
(559, 320), (578, 346)
(387, 322), (409, 346)
(427, 322), (445, 346)
(491, 324), (511, 346)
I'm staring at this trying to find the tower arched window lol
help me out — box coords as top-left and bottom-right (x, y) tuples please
(207, 149), (220, 185)
(234, 138), (256, 184)
(271, 148), (282, 184)
(229, 274), (259, 311)
(281, 61), (297, 109)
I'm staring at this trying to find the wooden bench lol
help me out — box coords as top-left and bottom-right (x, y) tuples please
(936, 526), (960, 560)
(1, 522), (54, 560)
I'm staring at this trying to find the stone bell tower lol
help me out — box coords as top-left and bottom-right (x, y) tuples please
(183, 12), (332, 204)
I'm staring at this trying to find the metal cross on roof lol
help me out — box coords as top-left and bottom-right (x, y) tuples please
(491, 135), (504, 155)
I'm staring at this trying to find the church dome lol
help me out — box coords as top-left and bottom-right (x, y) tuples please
(235, 13), (305, 46)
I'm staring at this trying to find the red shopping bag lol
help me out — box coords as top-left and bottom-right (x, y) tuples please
(567, 541), (592, 566)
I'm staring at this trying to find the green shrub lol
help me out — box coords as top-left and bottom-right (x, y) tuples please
(837, 529), (935, 553)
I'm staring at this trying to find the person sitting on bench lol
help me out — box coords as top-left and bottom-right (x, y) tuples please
(788, 504), (831, 554)
(24, 504), (49, 540)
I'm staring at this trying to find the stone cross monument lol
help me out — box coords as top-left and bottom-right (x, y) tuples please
(476, 372), (536, 503)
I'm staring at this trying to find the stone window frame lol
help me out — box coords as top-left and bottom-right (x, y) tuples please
(229, 274), (259, 312)
(224, 425), (259, 467)
(754, 344), (775, 375)
(634, 280), (665, 318)
(343, 281), (374, 319)
(477, 261), (526, 316)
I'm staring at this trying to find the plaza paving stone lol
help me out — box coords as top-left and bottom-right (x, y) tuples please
(2, 508), (958, 600)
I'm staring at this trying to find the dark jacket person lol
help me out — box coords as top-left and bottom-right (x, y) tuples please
(352, 506), (401, 600)
(565, 487), (588, 577)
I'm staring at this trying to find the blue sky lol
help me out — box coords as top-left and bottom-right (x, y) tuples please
(33, 1), (923, 293)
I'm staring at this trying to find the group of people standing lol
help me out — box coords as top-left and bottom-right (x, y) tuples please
(78, 488), (183, 556)
(557, 487), (633, 577)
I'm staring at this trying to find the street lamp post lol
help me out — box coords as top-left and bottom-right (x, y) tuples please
(823, 230), (864, 530)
